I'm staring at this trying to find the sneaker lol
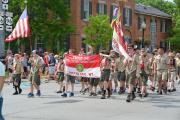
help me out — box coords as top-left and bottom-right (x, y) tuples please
(61, 93), (67, 97)
(69, 92), (74, 97)
(36, 90), (41, 96)
(56, 90), (63, 93)
(27, 93), (34, 97)
(13, 91), (18, 95)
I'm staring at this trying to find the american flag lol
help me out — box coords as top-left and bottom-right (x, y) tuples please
(5, 7), (30, 42)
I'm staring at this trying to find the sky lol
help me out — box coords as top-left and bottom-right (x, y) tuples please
(166, 0), (174, 2)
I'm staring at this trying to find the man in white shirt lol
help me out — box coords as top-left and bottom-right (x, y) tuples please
(0, 61), (5, 120)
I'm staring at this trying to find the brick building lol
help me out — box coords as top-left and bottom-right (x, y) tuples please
(69, 0), (171, 51)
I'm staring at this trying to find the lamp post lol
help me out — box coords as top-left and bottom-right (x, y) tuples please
(141, 21), (146, 48)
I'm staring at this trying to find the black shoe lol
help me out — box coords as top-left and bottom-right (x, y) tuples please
(101, 94), (106, 99)
(93, 93), (97, 96)
(139, 93), (142, 98)
(56, 90), (63, 93)
(13, 91), (18, 95)
(18, 88), (22, 94)
(126, 94), (131, 102)
(150, 87), (155, 92)
(97, 90), (102, 95)
(133, 87), (136, 92)
(143, 93), (148, 97)
(36, 90), (41, 96)
(137, 88), (141, 93)
(163, 88), (167, 94)
(158, 90), (162, 95)
(168, 89), (171, 92)
(172, 88), (176, 92)
(61, 93), (67, 97)
(89, 92), (93, 96)
(131, 92), (136, 100)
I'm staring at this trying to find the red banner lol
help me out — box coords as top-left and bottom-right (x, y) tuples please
(64, 54), (101, 78)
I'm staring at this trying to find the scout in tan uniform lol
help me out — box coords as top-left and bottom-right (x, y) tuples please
(168, 52), (176, 92)
(154, 48), (169, 95)
(28, 50), (42, 97)
(56, 57), (65, 93)
(78, 48), (89, 95)
(87, 46), (99, 96)
(149, 49), (157, 91)
(100, 50), (112, 99)
(175, 53), (180, 84)
(115, 53), (127, 94)
(12, 54), (23, 95)
(109, 53), (118, 93)
(138, 49), (150, 97)
(126, 45), (139, 102)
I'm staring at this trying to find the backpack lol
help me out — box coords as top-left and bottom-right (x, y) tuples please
(49, 55), (56, 66)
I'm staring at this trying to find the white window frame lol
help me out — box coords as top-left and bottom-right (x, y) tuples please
(161, 20), (166, 33)
(83, 0), (90, 20)
(124, 7), (130, 26)
(139, 15), (145, 31)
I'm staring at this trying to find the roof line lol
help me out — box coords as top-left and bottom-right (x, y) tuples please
(134, 11), (171, 19)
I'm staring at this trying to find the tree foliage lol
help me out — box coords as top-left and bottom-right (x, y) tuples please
(83, 15), (112, 53)
(8, 0), (73, 52)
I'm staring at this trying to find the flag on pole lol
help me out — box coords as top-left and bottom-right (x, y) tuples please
(111, 8), (131, 60)
(5, 7), (30, 42)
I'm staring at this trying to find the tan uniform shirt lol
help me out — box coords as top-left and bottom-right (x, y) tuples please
(115, 57), (126, 72)
(126, 53), (139, 74)
(154, 54), (169, 71)
(13, 60), (23, 74)
(139, 55), (150, 74)
(176, 57), (180, 67)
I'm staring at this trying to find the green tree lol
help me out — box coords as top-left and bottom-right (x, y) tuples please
(8, 0), (73, 53)
(83, 15), (112, 53)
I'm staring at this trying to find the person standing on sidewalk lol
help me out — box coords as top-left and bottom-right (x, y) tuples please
(0, 60), (5, 120)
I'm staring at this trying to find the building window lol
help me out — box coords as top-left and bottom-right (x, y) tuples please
(64, 0), (70, 8)
(110, 4), (118, 22)
(123, 7), (132, 26)
(81, 0), (92, 20)
(160, 20), (166, 33)
(97, 2), (107, 15)
(138, 15), (146, 30)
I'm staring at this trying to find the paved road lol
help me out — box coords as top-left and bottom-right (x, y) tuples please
(2, 81), (180, 120)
